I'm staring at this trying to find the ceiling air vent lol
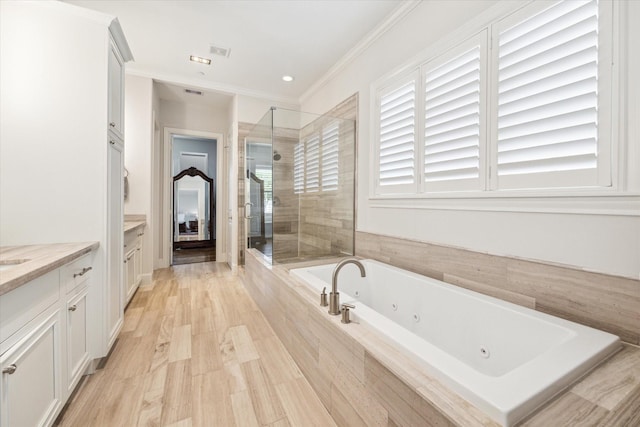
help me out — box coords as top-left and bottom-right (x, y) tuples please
(210, 44), (231, 58)
(185, 89), (203, 96)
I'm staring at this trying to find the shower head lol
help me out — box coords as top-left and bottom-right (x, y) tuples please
(273, 151), (282, 161)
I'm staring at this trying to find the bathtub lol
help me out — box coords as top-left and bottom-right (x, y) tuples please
(290, 259), (621, 426)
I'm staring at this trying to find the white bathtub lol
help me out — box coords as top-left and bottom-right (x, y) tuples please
(290, 259), (621, 426)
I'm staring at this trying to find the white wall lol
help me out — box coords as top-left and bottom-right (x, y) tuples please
(301, 0), (640, 279)
(0, 0), (108, 246)
(124, 74), (153, 281)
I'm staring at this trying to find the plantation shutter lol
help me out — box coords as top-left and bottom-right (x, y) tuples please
(305, 134), (320, 192)
(377, 75), (417, 193)
(496, 0), (603, 189)
(321, 123), (339, 191)
(423, 33), (485, 192)
(294, 142), (304, 194)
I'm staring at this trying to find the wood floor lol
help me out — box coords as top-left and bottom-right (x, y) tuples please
(56, 262), (336, 427)
(172, 247), (216, 265)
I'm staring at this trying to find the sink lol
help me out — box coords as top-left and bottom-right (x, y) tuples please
(0, 259), (30, 272)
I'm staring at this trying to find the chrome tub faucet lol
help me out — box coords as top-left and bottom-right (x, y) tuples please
(329, 258), (366, 315)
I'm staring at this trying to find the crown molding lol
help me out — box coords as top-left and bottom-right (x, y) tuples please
(299, 0), (422, 105)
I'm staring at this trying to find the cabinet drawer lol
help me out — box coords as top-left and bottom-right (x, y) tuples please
(60, 253), (92, 293)
(124, 229), (141, 249)
(0, 270), (59, 349)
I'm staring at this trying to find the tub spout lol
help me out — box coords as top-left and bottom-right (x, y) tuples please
(329, 258), (366, 315)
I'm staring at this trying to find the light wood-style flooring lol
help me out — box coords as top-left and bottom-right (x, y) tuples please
(56, 262), (336, 427)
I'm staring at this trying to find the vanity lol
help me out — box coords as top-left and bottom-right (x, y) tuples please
(0, 242), (98, 427)
(124, 218), (146, 305)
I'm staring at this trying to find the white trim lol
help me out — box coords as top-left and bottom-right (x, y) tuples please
(162, 127), (223, 267)
(369, 193), (640, 217)
(299, 0), (422, 104)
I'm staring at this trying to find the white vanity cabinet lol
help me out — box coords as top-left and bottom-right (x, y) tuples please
(0, 252), (94, 427)
(0, 291), (62, 427)
(61, 254), (92, 396)
(124, 227), (144, 305)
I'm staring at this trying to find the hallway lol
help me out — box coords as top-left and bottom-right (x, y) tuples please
(56, 262), (336, 426)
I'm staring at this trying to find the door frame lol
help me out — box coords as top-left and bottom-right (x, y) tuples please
(162, 127), (224, 266)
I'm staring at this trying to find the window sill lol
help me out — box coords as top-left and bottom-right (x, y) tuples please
(368, 191), (640, 216)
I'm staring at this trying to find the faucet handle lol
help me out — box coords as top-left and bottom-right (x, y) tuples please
(341, 303), (355, 324)
(320, 287), (328, 307)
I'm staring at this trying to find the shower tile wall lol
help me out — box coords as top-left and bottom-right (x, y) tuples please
(272, 127), (301, 260)
(294, 95), (357, 260)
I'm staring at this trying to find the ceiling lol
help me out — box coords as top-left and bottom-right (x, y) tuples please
(64, 0), (402, 106)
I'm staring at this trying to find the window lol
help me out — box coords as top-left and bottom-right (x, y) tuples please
(377, 76), (416, 193)
(294, 142), (304, 194)
(305, 134), (320, 192)
(494, 0), (608, 189)
(294, 123), (341, 193)
(373, 0), (613, 196)
(321, 122), (340, 191)
(423, 34), (486, 192)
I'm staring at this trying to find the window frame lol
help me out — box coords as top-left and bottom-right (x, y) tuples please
(371, 0), (622, 203)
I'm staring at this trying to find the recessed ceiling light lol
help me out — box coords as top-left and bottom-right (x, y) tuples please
(190, 55), (211, 65)
(282, 75), (294, 82)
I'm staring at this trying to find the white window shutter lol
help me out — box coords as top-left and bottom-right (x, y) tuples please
(496, 0), (603, 189)
(294, 142), (304, 194)
(423, 32), (486, 192)
(321, 123), (339, 191)
(377, 76), (417, 193)
(305, 134), (320, 192)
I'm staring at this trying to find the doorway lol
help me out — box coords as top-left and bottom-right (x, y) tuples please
(171, 135), (217, 265)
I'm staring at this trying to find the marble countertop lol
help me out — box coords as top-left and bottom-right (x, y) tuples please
(124, 220), (146, 234)
(0, 242), (99, 296)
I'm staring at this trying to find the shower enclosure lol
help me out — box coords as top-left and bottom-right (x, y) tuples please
(244, 107), (356, 264)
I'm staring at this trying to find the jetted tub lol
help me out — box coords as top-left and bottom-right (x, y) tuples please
(290, 259), (621, 426)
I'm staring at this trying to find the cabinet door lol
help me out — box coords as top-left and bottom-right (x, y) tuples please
(107, 139), (124, 349)
(125, 249), (136, 304)
(0, 311), (62, 427)
(66, 288), (89, 396)
(134, 238), (143, 287)
(108, 42), (124, 138)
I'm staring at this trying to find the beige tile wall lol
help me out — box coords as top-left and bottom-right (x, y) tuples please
(355, 231), (640, 345)
(296, 95), (357, 260)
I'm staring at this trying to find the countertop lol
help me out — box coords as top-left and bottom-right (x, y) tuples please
(0, 242), (99, 296)
(124, 220), (146, 234)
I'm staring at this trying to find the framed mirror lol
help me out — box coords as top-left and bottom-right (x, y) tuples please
(173, 167), (214, 249)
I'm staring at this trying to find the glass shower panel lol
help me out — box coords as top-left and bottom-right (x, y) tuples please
(272, 108), (356, 264)
(245, 107), (355, 265)
(245, 109), (273, 257)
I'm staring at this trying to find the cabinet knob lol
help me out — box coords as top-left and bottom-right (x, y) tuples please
(109, 122), (116, 127)
(2, 364), (17, 375)
(69, 304), (77, 312)
(110, 140), (116, 145)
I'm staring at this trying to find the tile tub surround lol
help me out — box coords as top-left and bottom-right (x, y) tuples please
(0, 242), (99, 295)
(243, 249), (640, 426)
(243, 249), (493, 426)
(356, 232), (640, 345)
